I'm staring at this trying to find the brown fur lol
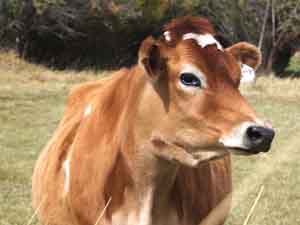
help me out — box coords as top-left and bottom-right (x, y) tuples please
(32, 17), (263, 225)
(226, 42), (262, 69)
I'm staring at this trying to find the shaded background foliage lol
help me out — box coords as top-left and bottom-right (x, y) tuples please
(1, 0), (300, 74)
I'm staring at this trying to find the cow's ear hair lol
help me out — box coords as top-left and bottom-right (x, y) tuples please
(226, 42), (262, 70)
(139, 36), (166, 80)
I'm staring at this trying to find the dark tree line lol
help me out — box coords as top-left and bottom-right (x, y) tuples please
(1, 0), (300, 73)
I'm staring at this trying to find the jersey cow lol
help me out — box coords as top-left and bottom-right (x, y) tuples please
(32, 16), (275, 225)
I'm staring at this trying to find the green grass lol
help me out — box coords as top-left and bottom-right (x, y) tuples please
(227, 79), (300, 225)
(284, 53), (300, 78)
(0, 52), (300, 225)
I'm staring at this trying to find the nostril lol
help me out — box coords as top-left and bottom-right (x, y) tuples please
(246, 126), (275, 152)
(246, 126), (263, 142)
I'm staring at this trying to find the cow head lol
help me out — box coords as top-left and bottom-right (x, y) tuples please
(137, 17), (274, 167)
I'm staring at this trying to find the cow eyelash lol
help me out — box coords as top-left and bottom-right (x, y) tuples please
(180, 73), (202, 88)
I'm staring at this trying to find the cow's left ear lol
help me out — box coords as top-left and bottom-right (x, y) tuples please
(226, 42), (262, 70)
(138, 36), (166, 81)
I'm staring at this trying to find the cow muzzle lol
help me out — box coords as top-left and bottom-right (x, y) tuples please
(219, 122), (275, 154)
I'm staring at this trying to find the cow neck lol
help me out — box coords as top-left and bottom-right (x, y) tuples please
(125, 150), (179, 225)
(120, 68), (180, 224)
(133, 152), (178, 201)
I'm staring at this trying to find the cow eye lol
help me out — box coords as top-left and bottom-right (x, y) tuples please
(180, 73), (202, 87)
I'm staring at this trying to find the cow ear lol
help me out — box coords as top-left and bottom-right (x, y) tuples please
(139, 36), (166, 81)
(226, 42), (262, 70)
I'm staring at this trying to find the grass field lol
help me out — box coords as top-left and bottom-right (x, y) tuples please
(0, 51), (299, 225)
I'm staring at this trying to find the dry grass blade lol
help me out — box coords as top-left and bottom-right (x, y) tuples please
(24, 198), (45, 225)
(242, 185), (265, 225)
(94, 197), (112, 225)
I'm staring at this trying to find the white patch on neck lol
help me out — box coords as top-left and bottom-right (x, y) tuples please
(84, 104), (92, 117)
(163, 31), (171, 42)
(112, 188), (154, 225)
(63, 158), (70, 194)
(138, 188), (153, 225)
(182, 33), (223, 51)
(240, 63), (256, 83)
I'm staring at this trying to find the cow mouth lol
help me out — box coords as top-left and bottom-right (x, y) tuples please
(189, 144), (260, 156)
(175, 141), (261, 157)
(224, 141), (273, 155)
(226, 147), (259, 156)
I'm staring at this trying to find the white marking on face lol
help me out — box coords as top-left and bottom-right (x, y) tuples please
(63, 158), (70, 194)
(84, 104), (92, 117)
(240, 63), (256, 83)
(182, 33), (223, 51)
(163, 31), (171, 42)
(219, 122), (254, 150)
(179, 64), (207, 94)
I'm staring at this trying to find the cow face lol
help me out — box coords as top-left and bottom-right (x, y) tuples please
(138, 17), (274, 167)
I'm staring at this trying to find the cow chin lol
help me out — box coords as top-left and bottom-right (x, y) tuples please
(189, 148), (229, 163)
(151, 136), (229, 167)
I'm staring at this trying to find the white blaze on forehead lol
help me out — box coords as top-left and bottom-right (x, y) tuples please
(240, 63), (256, 83)
(163, 31), (171, 42)
(84, 104), (92, 117)
(182, 33), (223, 51)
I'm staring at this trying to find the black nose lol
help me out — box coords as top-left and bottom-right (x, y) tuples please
(246, 126), (275, 153)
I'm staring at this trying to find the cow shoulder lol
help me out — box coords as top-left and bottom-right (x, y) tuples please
(63, 68), (130, 122)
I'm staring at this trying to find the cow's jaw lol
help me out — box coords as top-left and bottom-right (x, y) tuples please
(150, 132), (229, 167)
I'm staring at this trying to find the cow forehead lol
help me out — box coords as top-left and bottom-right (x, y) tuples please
(167, 40), (241, 87)
(182, 33), (223, 51)
(160, 29), (242, 86)
(163, 31), (224, 63)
